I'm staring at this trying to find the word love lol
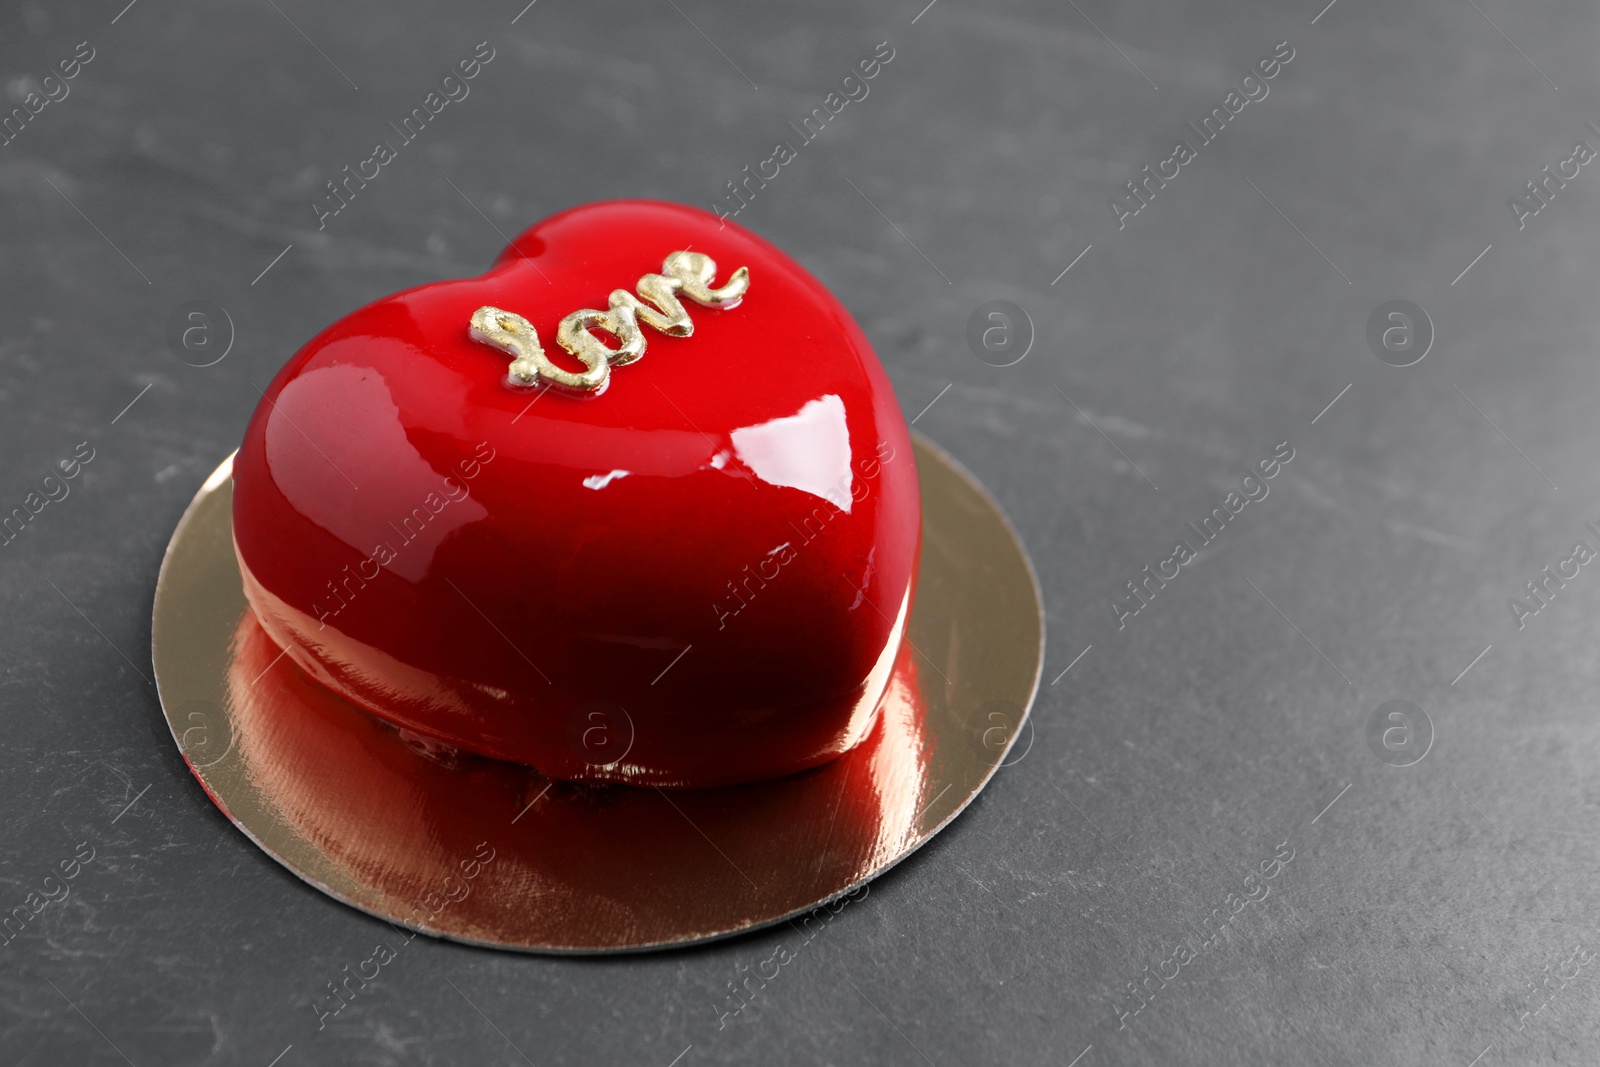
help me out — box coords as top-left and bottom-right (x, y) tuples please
(469, 251), (749, 395)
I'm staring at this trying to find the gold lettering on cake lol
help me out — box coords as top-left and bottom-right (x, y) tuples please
(469, 251), (749, 395)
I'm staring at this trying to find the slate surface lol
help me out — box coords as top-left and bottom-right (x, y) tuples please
(2, 0), (1598, 1064)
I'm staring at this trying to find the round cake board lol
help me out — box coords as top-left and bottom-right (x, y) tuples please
(151, 434), (1044, 953)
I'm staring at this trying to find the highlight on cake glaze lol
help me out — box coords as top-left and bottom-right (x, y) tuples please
(231, 200), (921, 789)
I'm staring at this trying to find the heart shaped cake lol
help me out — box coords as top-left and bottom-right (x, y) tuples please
(232, 200), (920, 788)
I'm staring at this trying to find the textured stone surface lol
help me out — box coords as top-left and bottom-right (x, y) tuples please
(1, 0), (1597, 1063)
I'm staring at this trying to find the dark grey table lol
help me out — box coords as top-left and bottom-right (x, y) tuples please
(3, 0), (1597, 1063)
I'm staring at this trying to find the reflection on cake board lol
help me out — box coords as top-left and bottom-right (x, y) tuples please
(151, 435), (1043, 953)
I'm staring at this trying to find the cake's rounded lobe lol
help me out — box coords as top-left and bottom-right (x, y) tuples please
(231, 199), (920, 788)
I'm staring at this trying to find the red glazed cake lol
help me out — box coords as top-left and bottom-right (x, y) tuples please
(231, 200), (920, 788)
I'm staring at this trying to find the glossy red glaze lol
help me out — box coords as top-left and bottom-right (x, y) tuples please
(232, 200), (920, 788)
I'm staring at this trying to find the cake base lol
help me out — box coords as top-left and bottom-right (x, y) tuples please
(151, 434), (1044, 953)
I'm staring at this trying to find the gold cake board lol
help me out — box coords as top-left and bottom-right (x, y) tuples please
(151, 434), (1043, 953)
